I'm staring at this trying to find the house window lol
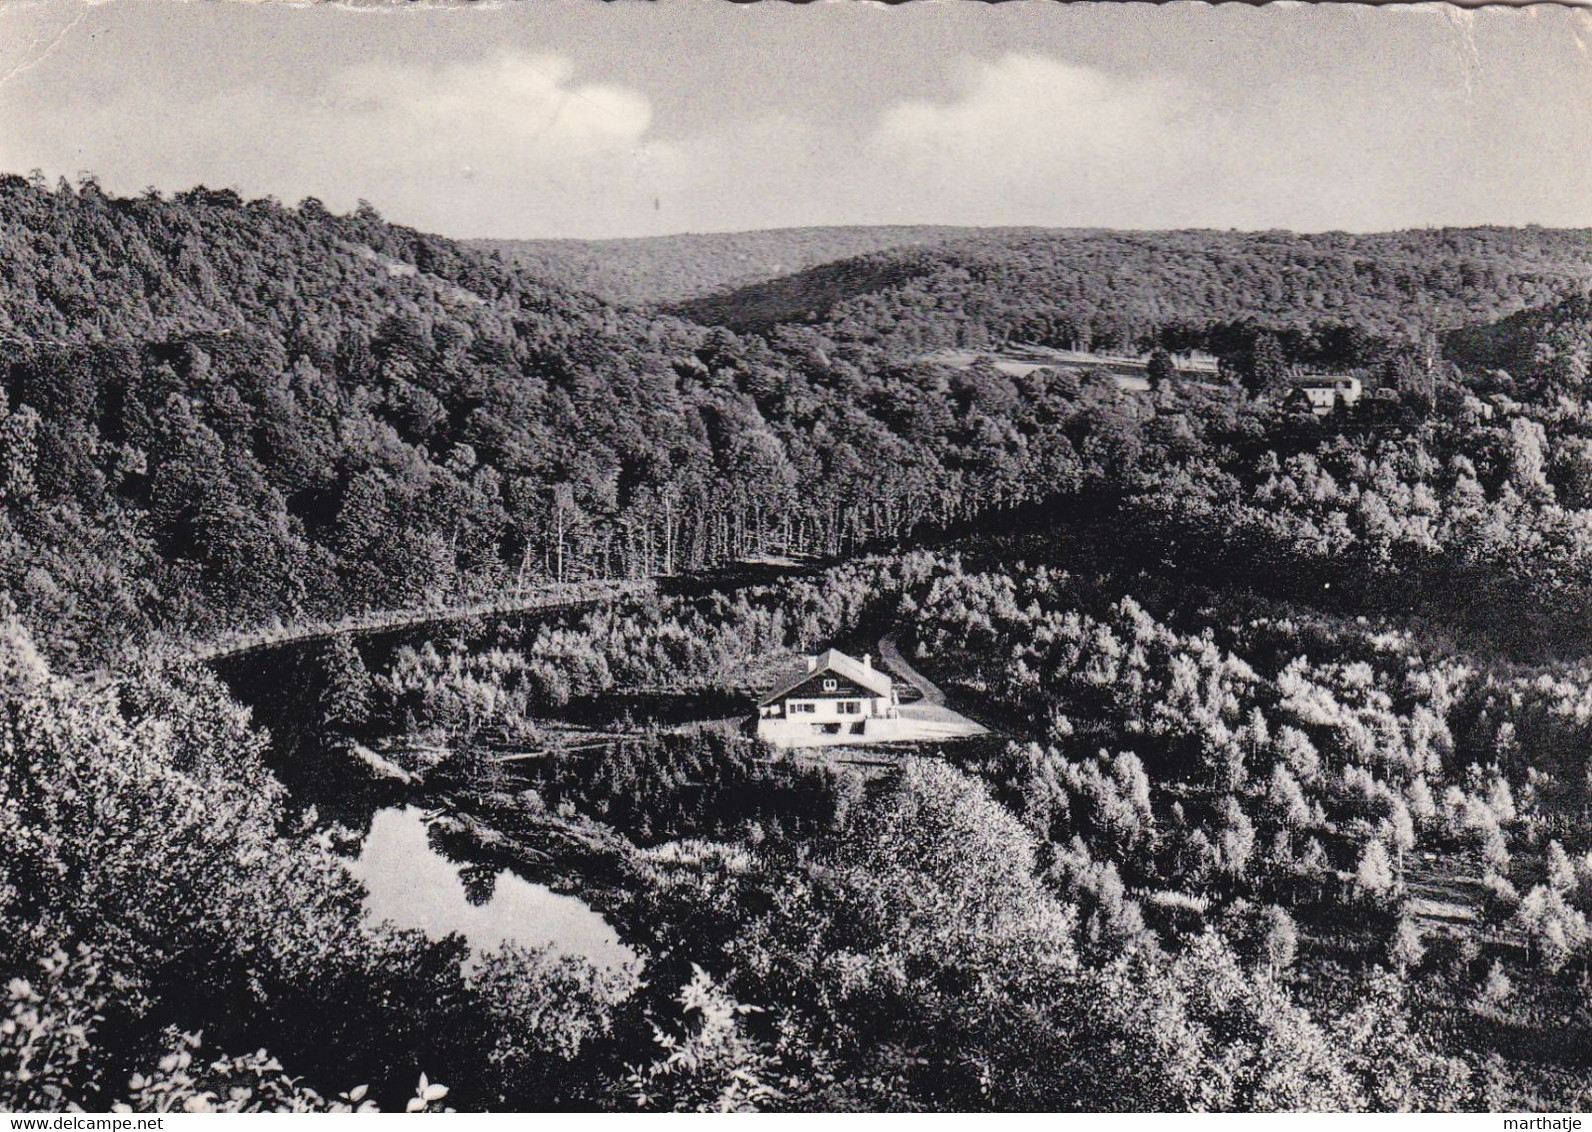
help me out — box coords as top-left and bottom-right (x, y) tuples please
(790, 702), (816, 714)
(837, 701), (861, 715)
(823, 679), (837, 691)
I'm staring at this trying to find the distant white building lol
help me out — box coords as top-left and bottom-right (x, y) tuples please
(1173, 349), (1221, 372)
(755, 648), (900, 748)
(1296, 375), (1363, 416)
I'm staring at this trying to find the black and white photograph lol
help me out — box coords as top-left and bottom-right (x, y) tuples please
(3, 0), (1592, 1115)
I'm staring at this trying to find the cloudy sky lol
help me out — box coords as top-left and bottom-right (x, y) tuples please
(1, 0), (1589, 239)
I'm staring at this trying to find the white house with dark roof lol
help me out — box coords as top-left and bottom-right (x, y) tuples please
(755, 648), (901, 748)
(1295, 375), (1363, 416)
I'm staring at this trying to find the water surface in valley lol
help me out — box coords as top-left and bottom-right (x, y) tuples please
(344, 805), (635, 970)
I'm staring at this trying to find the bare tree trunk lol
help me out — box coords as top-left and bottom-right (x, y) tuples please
(555, 505), (565, 583)
(663, 494), (675, 575)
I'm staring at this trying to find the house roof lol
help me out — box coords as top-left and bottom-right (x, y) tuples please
(758, 648), (893, 705)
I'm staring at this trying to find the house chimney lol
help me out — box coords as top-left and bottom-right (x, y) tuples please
(805, 655), (818, 672)
(862, 653), (872, 669)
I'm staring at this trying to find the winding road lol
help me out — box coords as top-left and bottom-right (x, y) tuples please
(878, 633), (989, 738)
(878, 633), (946, 705)
(90, 581), (656, 685)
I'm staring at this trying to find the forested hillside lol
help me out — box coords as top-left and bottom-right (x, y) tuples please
(4, 178), (1592, 670)
(472, 225), (980, 306)
(0, 179), (1059, 667)
(672, 227), (1592, 363)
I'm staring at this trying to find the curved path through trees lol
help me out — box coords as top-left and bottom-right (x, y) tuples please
(175, 579), (656, 666)
(877, 633), (947, 706)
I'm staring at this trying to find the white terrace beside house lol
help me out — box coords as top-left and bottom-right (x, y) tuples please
(755, 648), (902, 748)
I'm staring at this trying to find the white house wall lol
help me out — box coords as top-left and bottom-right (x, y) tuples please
(756, 715), (904, 749)
(777, 696), (893, 718)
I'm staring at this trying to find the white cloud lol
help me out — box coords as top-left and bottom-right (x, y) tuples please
(294, 52), (661, 233)
(0, 35), (1231, 236)
(4, 8), (1589, 240)
(1, 48), (669, 237)
(608, 55), (1219, 235)
(865, 55), (1210, 227)
(319, 52), (653, 175)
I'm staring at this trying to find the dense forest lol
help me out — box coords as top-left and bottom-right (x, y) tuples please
(474, 225), (979, 307)
(8, 174), (1592, 1111)
(0, 177), (1067, 668)
(671, 227), (1592, 367)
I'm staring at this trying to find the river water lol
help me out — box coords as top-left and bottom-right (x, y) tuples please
(342, 805), (634, 970)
